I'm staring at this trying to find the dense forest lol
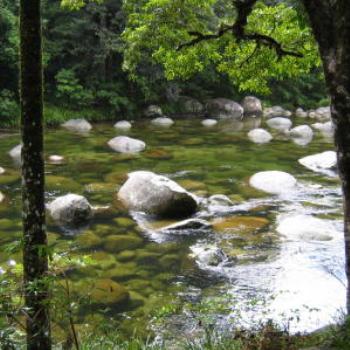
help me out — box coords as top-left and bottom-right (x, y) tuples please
(0, 0), (328, 128)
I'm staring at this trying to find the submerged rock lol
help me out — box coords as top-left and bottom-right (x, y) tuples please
(62, 119), (92, 133)
(248, 128), (273, 144)
(190, 244), (229, 267)
(151, 117), (174, 127)
(47, 194), (92, 226)
(104, 235), (143, 253)
(206, 98), (243, 119)
(289, 125), (313, 146)
(88, 279), (129, 305)
(242, 96), (262, 117)
(213, 216), (269, 235)
(201, 119), (218, 127)
(249, 171), (297, 195)
(108, 136), (146, 153)
(114, 120), (132, 130)
(277, 214), (337, 241)
(266, 117), (292, 132)
(298, 151), (337, 176)
(118, 171), (198, 218)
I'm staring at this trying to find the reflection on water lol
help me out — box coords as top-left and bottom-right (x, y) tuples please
(0, 117), (346, 341)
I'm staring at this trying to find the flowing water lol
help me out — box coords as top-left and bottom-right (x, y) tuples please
(0, 117), (346, 344)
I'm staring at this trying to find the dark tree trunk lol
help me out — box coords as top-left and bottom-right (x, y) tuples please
(302, 0), (350, 313)
(20, 0), (51, 348)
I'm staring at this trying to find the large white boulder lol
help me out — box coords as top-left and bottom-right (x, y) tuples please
(247, 128), (273, 144)
(266, 117), (292, 132)
(315, 106), (331, 121)
(289, 125), (313, 146)
(206, 98), (243, 119)
(242, 96), (262, 117)
(298, 151), (337, 176)
(151, 117), (174, 127)
(114, 121), (132, 130)
(62, 119), (92, 133)
(277, 214), (338, 241)
(249, 171), (297, 195)
(118, 171), (198, 218)
(108, 136), (146, 153)
(47, 194), (92, 226)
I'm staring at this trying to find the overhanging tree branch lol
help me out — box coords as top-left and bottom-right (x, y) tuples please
(177, 0), (303, 59)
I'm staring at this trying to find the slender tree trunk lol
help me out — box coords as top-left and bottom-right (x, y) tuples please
(20, 0), (51, 349)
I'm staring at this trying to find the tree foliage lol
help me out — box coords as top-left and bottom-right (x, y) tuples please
(122, 0), (321, 94)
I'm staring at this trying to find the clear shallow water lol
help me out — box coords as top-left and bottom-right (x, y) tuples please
(0, 117), (346, 343)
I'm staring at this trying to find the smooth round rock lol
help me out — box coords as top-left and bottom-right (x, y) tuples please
(277, 214), (336, 241)
(48, 155), (65, 164)
(108, 136), (146, 153)
(249, 171), (297, 195)
(248, 128), (273, 144)
(206, 98), (243, 119)
(62, 119), (92, 133)
(0, 167), (5, 175)
(295, 108), (308, 118)
(114, 120), (132, 130)
(118, 171), (198, 218)
(47, 194), (92, 226)
(298, 151), (337, 176)
(151, 117), (174, 127)
(289, 125), (313, 145)
(266, 117), (292, 131)
(201, 119), (218, 127)
(0, 192), (4, 203)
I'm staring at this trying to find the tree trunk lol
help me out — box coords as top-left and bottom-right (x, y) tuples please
(302, 0), (350, 314)
(20, 0), (51, 349)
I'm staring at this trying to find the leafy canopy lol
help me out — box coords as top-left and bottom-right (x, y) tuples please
(63, 0), (320, 94)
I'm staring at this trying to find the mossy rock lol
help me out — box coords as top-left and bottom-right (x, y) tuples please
(159, 254), (181, 271)
(102, 263), (138, 281)
(87, 279), (129, 305)
(84, 182), (117, 194)
(104, 171), (128, 184)
(212, 216), (269, 235)
(125, 279), (151, 291)
(116, 250), (137, 262)
(92, 225), (114, 237)
(135, 251), (160, 266)
(113, 217), (135, 228)
(90, 251), (117, 270)
(144, 149), (173, 160)
(181, 138), (204, 146)
(177, 179), (206, 191)
(0, 173), (20, 185)
(129, 291), (146, 308)
(46, 175), (81, 193)
(104, 235), (143, 253)
(76, 231), (102, 249)
(146, 242), (179, 254)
